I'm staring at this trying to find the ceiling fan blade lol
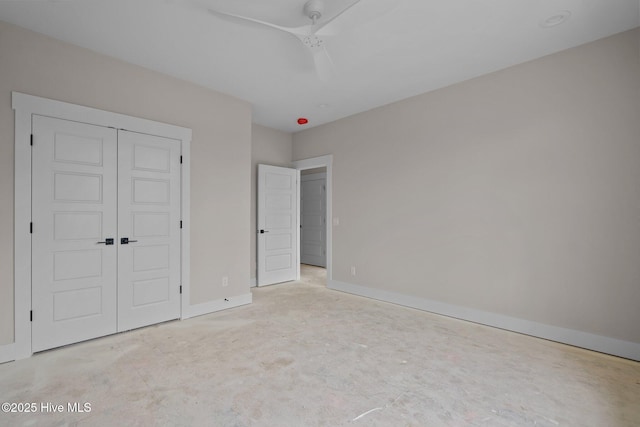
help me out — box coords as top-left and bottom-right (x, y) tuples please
(311, 46), (336, 82)
(208, 8), (307, 37)
(316, 0), (403, 36)
(313, 0), (363, 35)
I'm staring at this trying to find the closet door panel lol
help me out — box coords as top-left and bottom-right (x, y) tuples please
(31, 115), (118, 352)
(117, 130), (181, 331)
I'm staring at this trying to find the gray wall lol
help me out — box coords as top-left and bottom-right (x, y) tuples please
(250, 124), (293, 283)
(0, 21), (252, 345)
(293, 29), (640, 345)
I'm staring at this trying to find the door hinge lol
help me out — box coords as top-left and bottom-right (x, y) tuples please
(30, 222), (33, 234)
(180, 220), (183, 229)
(180, 156), (183, 164)
(179, 285), (182, 294)
(30, 134), (33, 146)
(30, 310), (33, 322)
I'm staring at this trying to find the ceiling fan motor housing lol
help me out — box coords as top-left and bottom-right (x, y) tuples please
(304, 0), (324, 21)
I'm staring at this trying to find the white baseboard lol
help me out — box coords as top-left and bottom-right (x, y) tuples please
(182, 293), (252, 319)
(328, 279), (640, 362)
(0, 343), (15, 364)
(250, 278), (257, 288)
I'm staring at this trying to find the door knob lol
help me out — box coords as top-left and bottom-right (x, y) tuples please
(97, 238), (114, 245)
(259, 229), (269, 234)
(120, 237), (138, 244)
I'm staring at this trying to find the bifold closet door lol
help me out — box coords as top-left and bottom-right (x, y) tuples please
(117, 130), (181, 331)
(31, 115), (118, 352)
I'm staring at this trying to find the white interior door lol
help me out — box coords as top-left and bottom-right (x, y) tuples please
(31, 117), (182, 351)
(32, 115), (118, 352)
(301, 173), (326, 267)
(257, 164), (299, 286)
(117, 130), (181, 331)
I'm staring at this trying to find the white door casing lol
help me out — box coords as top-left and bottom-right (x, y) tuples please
(117, 130), (181, 331)
(292, 155), (333, 283)
(301, 173), (326, 267)
(31, 115), (119, 352)
(15, 92), (191, 359)
(257, 164), (299, 286)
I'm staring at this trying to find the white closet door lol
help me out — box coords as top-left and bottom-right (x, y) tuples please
(117, 130), (181, 331)
(31, 115), (118, 352)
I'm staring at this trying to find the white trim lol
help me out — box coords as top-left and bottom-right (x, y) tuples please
(0, 343), (15, 364)
(12, 92), (191, 140)
(296, 169), (301, 281)
(301, 172), (326, 181)
(328, 279), (640, 361)
(12, 92), (191, 359)
(250, 278), (257, 287)
(180, 135), (192, 319)
(292, 155), (333, 281)
(182, 293), (253, 319)
(13, 100), (32, 360)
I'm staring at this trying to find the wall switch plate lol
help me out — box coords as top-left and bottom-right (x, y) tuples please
(222, 276), (229, 287)
(350, 266), (356, 276)
(333, 217), (339, 226)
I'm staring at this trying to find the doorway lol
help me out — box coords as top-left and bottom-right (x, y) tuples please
(255, 155), (333, 287)
(300, 168), (327, 268)
(293, 155), (333, 287)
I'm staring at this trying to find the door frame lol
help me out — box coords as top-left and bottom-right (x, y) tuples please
(292, 155), (333, 282)
(12, 92), (192, 360)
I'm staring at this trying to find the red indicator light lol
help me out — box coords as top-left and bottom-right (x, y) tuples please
(297, 118), (309, 125)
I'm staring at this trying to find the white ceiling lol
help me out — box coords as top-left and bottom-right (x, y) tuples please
(0, 0), (638, 132)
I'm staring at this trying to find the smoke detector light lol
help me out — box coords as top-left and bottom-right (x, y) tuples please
(540, 10), (571, 28)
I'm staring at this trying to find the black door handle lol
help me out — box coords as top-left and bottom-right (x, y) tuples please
(120, 237), (138, 244)
(259, 230), (269, 234)
(97, 238), (114, 245)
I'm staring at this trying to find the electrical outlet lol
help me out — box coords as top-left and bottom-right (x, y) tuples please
(350, 266), (356, 276)
(222, 276), (229, 287)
